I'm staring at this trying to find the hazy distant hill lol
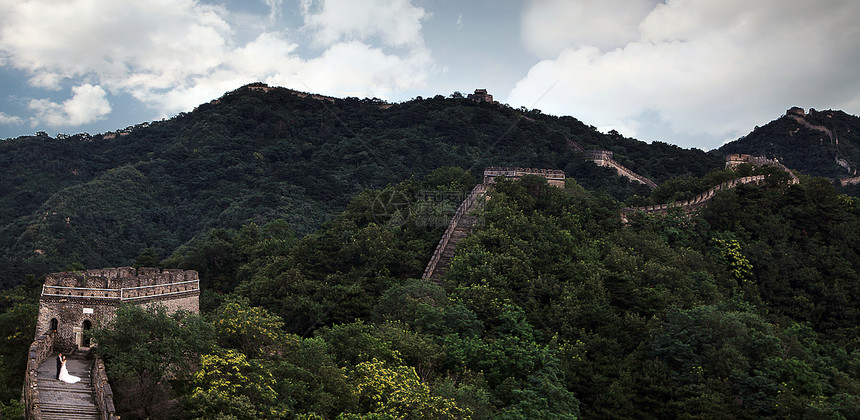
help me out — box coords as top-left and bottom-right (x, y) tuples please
(0, 84), (730, 286)
(719, 107), (860, 180)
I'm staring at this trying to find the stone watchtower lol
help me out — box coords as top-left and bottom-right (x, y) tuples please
(467, 89), (497, 104)
(35, 267), (200, 353)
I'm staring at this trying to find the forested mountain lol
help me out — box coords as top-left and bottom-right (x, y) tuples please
(0, 84), (720, 288)
(37, 171), (860, 419)
(2, 84), (860, 418)
(719, 107), (860, 180)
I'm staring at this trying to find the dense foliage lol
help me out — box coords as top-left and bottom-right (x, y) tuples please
(35, 168), (847, 418)
(0, 281), (38, 416)
(0, 86), (720, 289)
(3, 86), (860, 417)
(719, 108), (860, 180)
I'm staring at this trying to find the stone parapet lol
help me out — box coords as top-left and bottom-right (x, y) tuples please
(583, 149), (657, 188)
(41, 267), (199, 303)
(621, 175), (768, 222)
(92, 357), (118, 420)
(584, 149), (613, 162)
(24, 331), (54, 420)
(44, 267), (198, 290)
(724, 154), (799, 184)
(38, 288), (200, 305)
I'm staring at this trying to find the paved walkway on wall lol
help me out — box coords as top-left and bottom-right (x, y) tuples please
(425, 184), (488, 283)
(428, 212), (479, 283)
(422, 184), (488, 283)
(36, 353), (99, 420)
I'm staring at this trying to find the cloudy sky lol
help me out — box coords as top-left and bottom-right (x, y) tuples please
(1, 0), (859, 150)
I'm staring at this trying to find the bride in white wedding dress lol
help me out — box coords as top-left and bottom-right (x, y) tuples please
(58, 355), (81, 384)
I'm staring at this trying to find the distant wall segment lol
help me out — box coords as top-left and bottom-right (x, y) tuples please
(621, 175), (768, 222)
(622, 154), (800, 221)
(725, 154), (799, 184)
(584, 150), (658, 189)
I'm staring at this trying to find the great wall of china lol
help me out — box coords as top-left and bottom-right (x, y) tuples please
(24, 268), (199, 420)
(786, 107), (855, 175)
(25, 84), (838, 419)
(584, 150), (658, 188)
(422, 183), (488, 282)
(21, 155), (799, 418)
(424, 155), (799, 282)
(620, 175), (767, 222)
(421, 168), (566, 282)
(620, 154), (799, 221)
(787, 107), (837, 144)
(21, 163), (671, 419)
(566, 137), (657, 188)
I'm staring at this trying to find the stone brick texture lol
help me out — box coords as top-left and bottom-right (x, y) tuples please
(36, 267), (200, 353)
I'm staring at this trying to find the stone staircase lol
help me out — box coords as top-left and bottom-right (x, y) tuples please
(429, 214), (479, 283)
(422, 184), (487, 283)
(36, 353), (99, 420)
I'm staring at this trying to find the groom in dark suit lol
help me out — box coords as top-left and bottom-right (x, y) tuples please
(56, 353), (62, 379)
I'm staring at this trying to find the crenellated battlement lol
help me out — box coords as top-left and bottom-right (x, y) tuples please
(621, 175), (768, 222)
(42, 267), (199, 301)
(35, 267), (200, 354)
(483, 167), (566, 187)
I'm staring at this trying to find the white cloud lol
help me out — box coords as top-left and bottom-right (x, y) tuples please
(141, 33), (433, 115)
(522, 0), (658, 58)
(303, 0), (427, 47)
(298, 41), (432, 98)
(0, 111), (23, 125)
(29, 84), (111, 127)
(0, 0), (232, 90)
(0, 0), (435, 124)
(510, 0), (860, 149)
(29, 72), (63, 90)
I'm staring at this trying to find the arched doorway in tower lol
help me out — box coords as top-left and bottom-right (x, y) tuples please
(82, 320), (92, 347)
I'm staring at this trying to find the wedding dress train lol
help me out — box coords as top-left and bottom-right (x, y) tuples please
(58, 362), (81, 384)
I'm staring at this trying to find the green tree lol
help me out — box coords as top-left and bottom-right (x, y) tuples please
(91, 304), (214, 418)
(187, 349), (281, 419)
(269, 336), (356, 417)
(0, 286), (37, 403)
(348, 358), (470, 419)
(0, 399), (24, 420)
(133, 247), (161, 268)
(713, 237), (753, 284)
(210, 297), (284, 358)
(647, 305), (783, 417)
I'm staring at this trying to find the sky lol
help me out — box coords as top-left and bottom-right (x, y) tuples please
(1, 0), (859, 150)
